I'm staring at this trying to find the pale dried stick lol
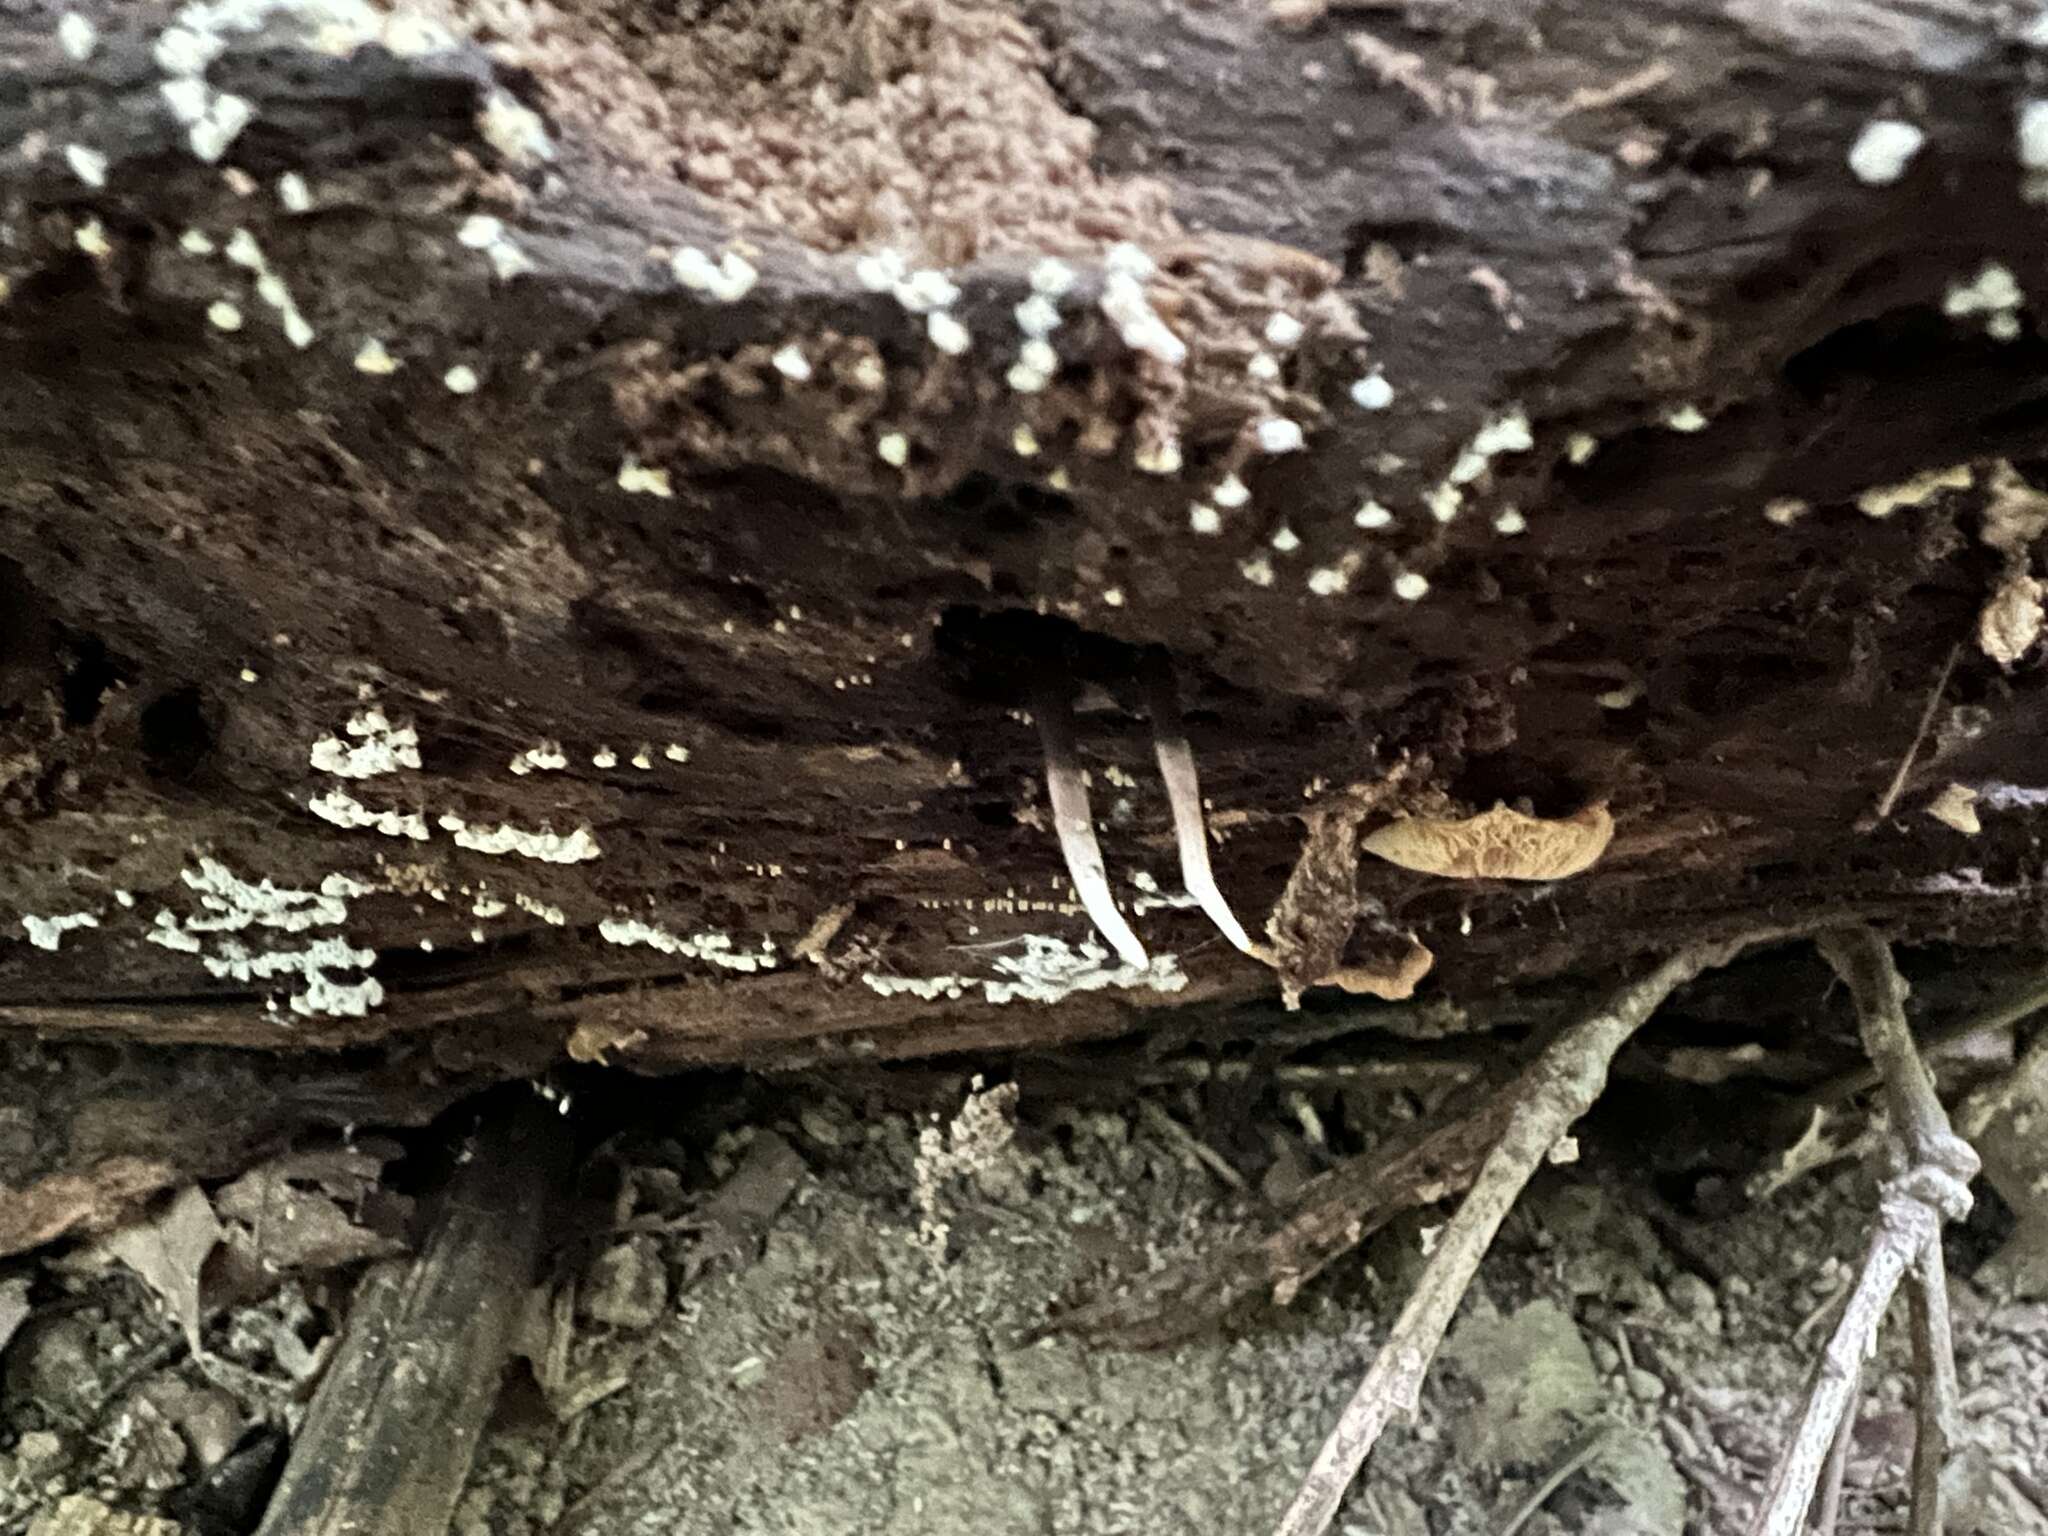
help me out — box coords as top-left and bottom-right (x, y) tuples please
(1144, 658), (1260, 956)
(1817, 929), (1977, 1175)
(1800, 964), (2048, 1110)
(1034, 684), (1148, 969)
(1749, 929), (1980, 1536)
(1863, 642), (1958, 828)
(1905, 1216), (1959, 1536)
(1748, 1188), (1935, 1536)
(1811, 1362), (1860, 1536)
(1275, 943), (1746, 1536)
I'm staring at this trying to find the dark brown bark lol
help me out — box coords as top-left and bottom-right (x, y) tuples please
(0, 0), (2041, 1083)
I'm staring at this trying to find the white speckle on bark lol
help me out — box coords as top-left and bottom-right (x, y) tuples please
(927, 311), (971, 355)
(477, 90), (553, 165)
(353, 338), (400, 374)
(64, 145), (108, 188)
(58, 12), (97, 61)
(617, 459), (674, 498)
(2019, 100), (2048, 170)
(1256, 418), (1305, 454)
(1847, 118), (1924, 185)
(1350, 372), (1395, 410)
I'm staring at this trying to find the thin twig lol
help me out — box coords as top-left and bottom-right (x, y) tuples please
(1138, 1099), (1248, 1191)
(1801, 966), (2048, 1110)
(1815, 929), (1980, 1184)
(1811, 1362), (1858, 1536)
(1862, 642), (1959, 828)
(1274, 943), (1748, 1536)
(1046, 1060), (1515, 1347)
(1494, 1424), (1612, 1536)
(1130, 1053), (1483, 1090)
(1034, 683), (1148, 969)
(1749, 1193), (1932, 1536)
(1750, 929), (1982, 1536)
(1905, 1236), (1958, 1536)
(549, 1439), (667, 1534)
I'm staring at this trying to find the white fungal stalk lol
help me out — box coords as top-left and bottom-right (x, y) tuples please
(1034, 686), (1149, 970)
(1146, 663), (1259, 957)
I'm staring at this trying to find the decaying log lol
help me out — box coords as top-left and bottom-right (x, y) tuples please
(0, 0), (2042, 1077)
(251, 1093), (570, 1536)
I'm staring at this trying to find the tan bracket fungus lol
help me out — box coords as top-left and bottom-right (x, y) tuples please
(1362, 802), (1615, 881)
(1321, 937), (1436, 1001)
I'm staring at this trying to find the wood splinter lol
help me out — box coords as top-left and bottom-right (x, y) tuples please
(252, 1093), (571, 1536)
(1747, 927), (1979, 1536)
(1275, 939), (1759, 1536)
(1144, 657), (1261, 957)
(1034, 683), (1149, 970)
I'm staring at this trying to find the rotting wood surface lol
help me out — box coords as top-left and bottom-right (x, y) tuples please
(0, 0), (2041, 1083)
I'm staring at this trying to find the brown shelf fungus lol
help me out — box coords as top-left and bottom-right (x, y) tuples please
(1361, 802), (1614, 882)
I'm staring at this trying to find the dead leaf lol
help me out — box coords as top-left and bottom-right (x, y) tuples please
(140, 1376), (244, 1470)
(1362, 802), (1615, 881)
(214, 1145), (408, 1277)
(1926, 783), (1982, 835)
(1978, 572), (2043, 666)
(95, 1184), (221, 1356)
(0, 1274), (30, 1356)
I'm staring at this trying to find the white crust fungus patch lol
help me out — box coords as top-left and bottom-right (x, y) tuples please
(441, 816), (601, 864)
(862, 935), (1186, 1006)
(307, 789), (429, 840)
(21, 913), (98, 950)
(598, 917), (776, 973)
(309, 705), (420, 779)
(143, 857), (385, 1018)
